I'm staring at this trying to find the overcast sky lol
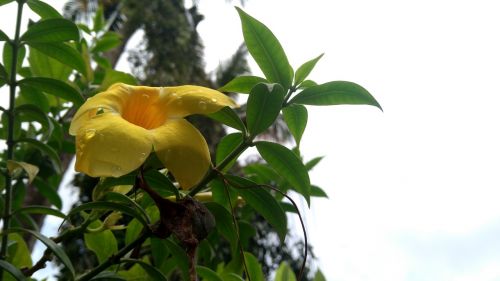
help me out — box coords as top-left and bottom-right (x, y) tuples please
(3, 0), (500, 280)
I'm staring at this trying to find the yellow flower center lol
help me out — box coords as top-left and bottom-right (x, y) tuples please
(121, 88), (168, 130)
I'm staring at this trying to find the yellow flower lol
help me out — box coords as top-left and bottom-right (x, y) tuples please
(69, 83), (236, 189)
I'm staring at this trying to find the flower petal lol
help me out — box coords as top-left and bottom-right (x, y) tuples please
(75, 113), (152, 178)
(151, 119), (211, 189)
(70, 83), (132, 135)
(159, 85), (237, 118)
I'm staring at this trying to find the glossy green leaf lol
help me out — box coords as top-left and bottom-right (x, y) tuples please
(208, 106), (246, 132)
(243, 252), (265, 281)
(227, 176), (287, 242)
(282, 104), (308, 146)
(32, 177), (62, 209)
(17, 138), (62, 173)
(101, 191), (151, 224)
(100, 69), (137, 90)
(197, 266), (223, 281)
(92, 32), (121, 53)
(18, 77), (84, 106)
(15, 103), (53, 138)
(243, 163), (281, 185)
(6, 160), (39, 184)
(236, 8), (292, 89)
(255, 141), (310, 204)
(0, 29), (8, 41)
(0, 260), (25, 281)
(290, 81), (382, 110)
(205, 202), (238, 254)
(68, 201), (150, 227)
(298, 80), (317, 89)
(121, 259), (168, 281)
(210, 178), (238, 212)
(27, 0), (62, 19)
(0, 63), (7, 81)
(18, 85), (50, 113)
(275, 262), (296, 281)
(9, 227), (75, 279)
(310, 185), (328, 198)
(219, 75), (267, 94)
(4, 233), (31, 279)
(12, 205), (66, 219)
(21, 18), (79, 43)
(305, 156), (323, 171)
(3, 42), (25, 77)
(216, 132), (244, 170)
(294, 53), (324, 86)
(28, 42), (87, 76)
(84, 220), (118, 263)
(246, 83), (285, 137)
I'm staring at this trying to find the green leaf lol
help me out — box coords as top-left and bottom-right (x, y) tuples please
(0, 63), (7, 81)
(236, 8), (292, 89)
(12, 205), (66, 219)
(28, 42), (87, 76)
(100, 69), (137, 90)
(164, 238), (190, 280)
(246, 83), (285, 137)
(221, 273), (244, 281)
(120, 259), (169, 281)
(6, 160), (39, 184)
(208, 106), (246, 132)
(84, 220), (118, 263)
(298, 80), (317, 89)
(227, 176), (287, 242)
(3, 42), (26, 77)
(310, 185), (328, 198)
(290, 81), (382, 110)
(91, 271), (126, 281)
(17, 138), (61, 173)
(93, 6), (105, 31)
(0, 260), (25, 281)
(275, 262), (296, 281)
(69, 201), (150, 227)
(205, 202), (238, 254)
(32, 177), (62, 209)
(313, 270), (327, 281)
(0, 0), (13, 6)
(243, 252), (265, 281)
(294, 53), (324, 86)
(282, 104), (308, 146)
(21, 18), (79, 43)
(15, 103), (53, 139)
(9, 227), (75, 279)
(92, 32), (122, 53)
(18, 77), (84, 106)
(209, 178), (238, 212)
(196, 266), (223, 281)
(101, 191), (151, 224)
(255, 141), (310, 204)
(305, 156), (323, 171)
(27, 0), (62, 19)
(0, 29), (8, 41)
(218, 75), (267, 94)
(18, 85), (50, 113)
(216, 132), (244, 170)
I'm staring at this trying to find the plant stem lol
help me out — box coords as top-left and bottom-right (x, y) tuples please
(0, 0), (25, 266)
(76, 230), (151, 281)
(188, 137), (252, 197)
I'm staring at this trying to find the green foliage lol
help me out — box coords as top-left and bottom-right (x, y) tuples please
(246, 83), (284, 137)
(282, 104), (308, 146)
(20, 19), (79, 43)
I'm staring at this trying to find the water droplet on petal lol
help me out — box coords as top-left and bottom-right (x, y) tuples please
(211, 98), (217, 103)
(85, 129), (96, 140)
(199, 101), (207, 110)
(139, 152), (146, 159)
(170, 92), (177, 98)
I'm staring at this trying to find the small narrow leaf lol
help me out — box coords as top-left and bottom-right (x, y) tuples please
(18, 77), (84, 106)
(310, 185), (328, 198)
(236, 8), (292, 89)
(0, 260), (25, 281)
(0, 29), (8, 41)
(215, 132), (244, 170)
(227, 176), (287, 242)
(294, 53), (324, 86)
(21, 18), (79, 43)
(15, 103), (53, 139)
(28, 42), (87, 76)
(298, 80), (317, 89)
(313, 270), (327, 281)
(282, 104), (308, 146)
(92, 32), (122, 53)
(101, 192), (151, 224)
(69, 201), (150, 227)
(27, 0), (63, 19)
(6, 160), (39, 183)
(246, 83), (284, 137)
(33, 178), (62, 209)
(243, 252), (265, 281)
(218, 75), (267, 94)
(305, 156), (323, 171)
(208, 106), (246, 132)
(12, 205), (66, 219)
(9, 227), (75, 279)
(255, 141), (310, 204)
(17, 138), (62, 173)
(290, 81), (382, 110)
(275, 262), (297, 281)
(196, 266), (224, 281)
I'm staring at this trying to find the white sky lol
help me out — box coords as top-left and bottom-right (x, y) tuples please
(3, 0), (500, 280)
